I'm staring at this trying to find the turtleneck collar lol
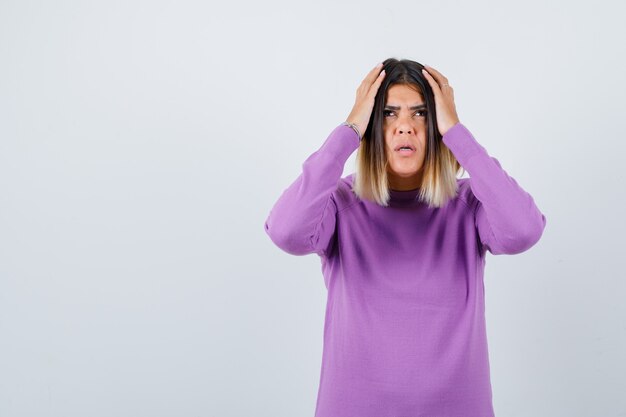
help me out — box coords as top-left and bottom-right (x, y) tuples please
(389, 187), (420, 199)
(388, 187), (422, 206)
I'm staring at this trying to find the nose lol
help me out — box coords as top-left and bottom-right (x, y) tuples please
(396, 118), (413, 135)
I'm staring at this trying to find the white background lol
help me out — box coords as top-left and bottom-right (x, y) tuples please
(1, 0), (625, 416)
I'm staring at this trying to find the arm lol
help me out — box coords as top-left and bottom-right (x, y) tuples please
(442, 123), (547, 255)
(264, 124), (360, 257)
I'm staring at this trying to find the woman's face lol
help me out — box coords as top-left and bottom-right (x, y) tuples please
(383, 83), (428, 191)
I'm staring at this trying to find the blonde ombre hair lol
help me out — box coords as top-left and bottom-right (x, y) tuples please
(352, 58), (465, 208)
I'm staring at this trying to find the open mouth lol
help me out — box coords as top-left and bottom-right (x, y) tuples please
(395, 144), (415, 155)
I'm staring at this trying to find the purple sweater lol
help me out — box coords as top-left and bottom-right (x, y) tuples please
(264, 122), (547, 417)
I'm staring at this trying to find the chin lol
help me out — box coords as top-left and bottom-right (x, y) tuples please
(390, 165), (422, 176)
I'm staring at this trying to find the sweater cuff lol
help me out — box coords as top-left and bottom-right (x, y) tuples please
(441, 122), (488, 167)
(320, 124), (361, 163)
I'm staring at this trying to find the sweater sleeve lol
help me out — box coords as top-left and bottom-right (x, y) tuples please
(264, 124), (360, 257)
(442, 123), (547, 255)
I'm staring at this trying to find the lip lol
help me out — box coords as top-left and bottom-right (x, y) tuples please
(394, 143), (415, 152)
(396, 149), (415, 156)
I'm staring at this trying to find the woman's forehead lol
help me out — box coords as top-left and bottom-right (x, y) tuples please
(385, 83), (423, 99)
(385, 84), (424, 106)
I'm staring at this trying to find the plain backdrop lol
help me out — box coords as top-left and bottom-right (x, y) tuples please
(1, 0), (625, 416)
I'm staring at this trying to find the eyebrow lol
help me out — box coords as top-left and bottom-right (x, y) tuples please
(384, 104), (426, 110)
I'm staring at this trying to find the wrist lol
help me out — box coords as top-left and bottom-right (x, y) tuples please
(341, 121), (362, 141)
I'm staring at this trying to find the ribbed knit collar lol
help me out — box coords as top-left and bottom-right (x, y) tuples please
(388, 187), (422, 206)
(389, 187), (421, 200)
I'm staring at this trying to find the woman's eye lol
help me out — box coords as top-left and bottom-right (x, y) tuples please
(383, 110), (427, 117)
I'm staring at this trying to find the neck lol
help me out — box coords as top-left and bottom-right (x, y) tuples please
(388, 171), (423, 191)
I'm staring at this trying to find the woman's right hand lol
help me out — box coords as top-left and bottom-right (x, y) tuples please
(345, 62), (386, 139)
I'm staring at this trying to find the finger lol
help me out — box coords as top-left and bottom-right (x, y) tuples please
(367, 69), (386, 96)
(361, 63), (384, 89)
(423, 65), (447, 82)
(421, 68), (442, 96)
(423, 65), (449, 87)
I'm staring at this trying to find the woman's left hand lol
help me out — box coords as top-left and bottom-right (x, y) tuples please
(421, 65), (461, 136)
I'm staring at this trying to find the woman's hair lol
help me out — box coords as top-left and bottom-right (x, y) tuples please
(352, 57), (465, 208)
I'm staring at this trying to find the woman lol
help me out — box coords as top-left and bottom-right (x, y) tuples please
(264, 58), (547, 417)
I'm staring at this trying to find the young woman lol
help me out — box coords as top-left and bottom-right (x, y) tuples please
(264, 58), (547, 417)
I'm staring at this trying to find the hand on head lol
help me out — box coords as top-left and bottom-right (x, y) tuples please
(345, 62), (386, 139)
(421, 65), (461, 136)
